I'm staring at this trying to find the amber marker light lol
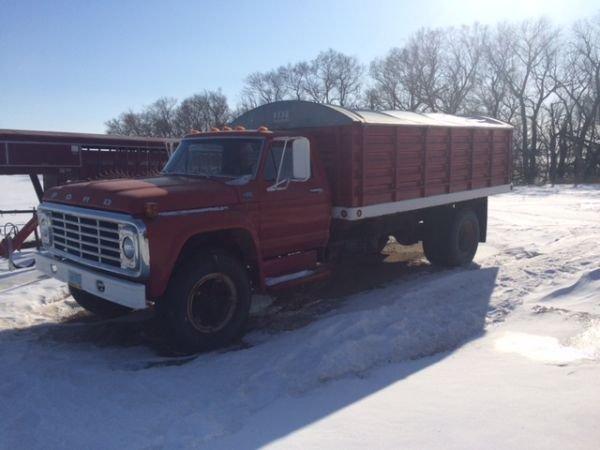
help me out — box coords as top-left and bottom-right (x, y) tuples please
(257, 126), (269, 132)
(222, 126), (233, 131)
(234, 126), (246, 131)
(210, 127), (220, 132)
(144, 202), (159, 219)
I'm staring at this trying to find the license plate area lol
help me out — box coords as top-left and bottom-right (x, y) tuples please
(68, 270), (82, 289)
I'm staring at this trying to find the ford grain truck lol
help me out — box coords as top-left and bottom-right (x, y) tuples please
(35, 100), (512, 351)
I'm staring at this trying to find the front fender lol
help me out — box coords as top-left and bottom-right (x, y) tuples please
(145, 207), (262, 298)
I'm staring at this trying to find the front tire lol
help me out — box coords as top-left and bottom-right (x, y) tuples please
(69, 286), (132, 318)
(163, 253), (251, 352)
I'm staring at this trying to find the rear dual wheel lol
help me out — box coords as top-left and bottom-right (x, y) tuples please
(423, 208), (480, 267)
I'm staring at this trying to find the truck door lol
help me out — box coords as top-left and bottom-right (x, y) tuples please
(259, 137), (330, 259)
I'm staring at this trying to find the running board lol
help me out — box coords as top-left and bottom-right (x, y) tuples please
(265, 266), (331, 291)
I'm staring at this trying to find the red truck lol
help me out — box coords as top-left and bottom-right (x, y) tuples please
(35, 101), (512, 351)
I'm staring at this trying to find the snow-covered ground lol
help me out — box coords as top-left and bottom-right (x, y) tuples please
(0, 175), (39, 231)
(0, 180), (599, 449)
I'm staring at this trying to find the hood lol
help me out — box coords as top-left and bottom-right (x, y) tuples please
(43, 176), (240, 215)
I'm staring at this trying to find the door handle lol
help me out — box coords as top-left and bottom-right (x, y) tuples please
(309, 188), (324, 194)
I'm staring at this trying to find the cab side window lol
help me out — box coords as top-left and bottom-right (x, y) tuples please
(264, 140), (294, 182)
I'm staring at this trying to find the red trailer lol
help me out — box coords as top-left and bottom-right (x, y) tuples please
(0, 129), (174, 186)
(0, 129), (175, 257)
(34, 101), (512, 351)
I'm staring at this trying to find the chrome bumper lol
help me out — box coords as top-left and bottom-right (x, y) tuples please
(35, 252), (148, 310)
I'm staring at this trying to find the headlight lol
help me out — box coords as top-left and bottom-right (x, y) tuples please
(122, 236), (136, 259)
(37, 210), (52, 247)
(118, 225), (139, 269)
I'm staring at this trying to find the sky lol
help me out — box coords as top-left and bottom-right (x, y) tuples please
(1, 0), (598, 133)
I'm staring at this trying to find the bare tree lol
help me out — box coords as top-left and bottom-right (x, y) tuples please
(409, 28), (446, 111)
(147, 97), (178, 137)
(488, 19), (560, 183)
(370, 26), (483, 114)
(438, 25), (485, 114)
(106, 110), (153, 136)
(305, 50), (338, 104)
(174, 90), (230, 134)
(556, 15), (600, 183)
(106, 91), (229, 137)
(240, 49), (363, 108)
(240, 68), (289, 110)
(332, 51), (364, 107)
(475, 31), (513, 120)
(305, 49), (364, 106)
(369, 47), (422, 110)
(282, 62), (311, 101)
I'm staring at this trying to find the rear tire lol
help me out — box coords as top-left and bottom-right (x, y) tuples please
(423, 208), (480, 267)
(422, 232), (446, 266)
(69, 286), (132, 318)
(163, 252), (251, 353)
(446, 208), (480, 266)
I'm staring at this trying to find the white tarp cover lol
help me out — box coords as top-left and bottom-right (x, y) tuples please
(354, 110), (512, 128)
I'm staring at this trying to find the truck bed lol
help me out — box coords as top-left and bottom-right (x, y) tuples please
(233, 101), (513, 219)
(309, 124), (511, 210)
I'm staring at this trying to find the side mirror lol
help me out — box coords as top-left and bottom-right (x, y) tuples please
(292, 137), (311, 181)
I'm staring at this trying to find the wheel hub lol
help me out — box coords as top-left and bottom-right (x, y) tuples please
(187, 273), (237, 333)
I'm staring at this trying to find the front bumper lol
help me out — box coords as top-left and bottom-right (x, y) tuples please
(35, 252), (148, 310)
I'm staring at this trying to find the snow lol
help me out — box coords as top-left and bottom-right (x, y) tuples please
(0, 183), (599, 449)
(0, 175), (39, 230)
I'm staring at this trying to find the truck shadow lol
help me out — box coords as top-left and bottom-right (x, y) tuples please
(250, 243), (436, 334)
(214, 267), (498, 449)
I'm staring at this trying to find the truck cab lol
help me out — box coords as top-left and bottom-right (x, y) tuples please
(36, 128), (332, 351)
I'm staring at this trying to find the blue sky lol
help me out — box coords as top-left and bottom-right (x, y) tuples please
(1, 0), (598, 133)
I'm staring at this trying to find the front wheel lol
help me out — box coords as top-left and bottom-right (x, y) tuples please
(162, 253), (251, 352)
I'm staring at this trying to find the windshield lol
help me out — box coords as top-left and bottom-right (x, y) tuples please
(163, 138), (263, 179)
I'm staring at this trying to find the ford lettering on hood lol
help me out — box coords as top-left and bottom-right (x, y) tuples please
(43, 176), (240, 215)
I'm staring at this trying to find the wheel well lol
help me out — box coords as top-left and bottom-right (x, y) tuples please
(174, 229), (260, 288)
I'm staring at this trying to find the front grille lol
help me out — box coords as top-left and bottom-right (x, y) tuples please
(50, 211), (122, 268)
